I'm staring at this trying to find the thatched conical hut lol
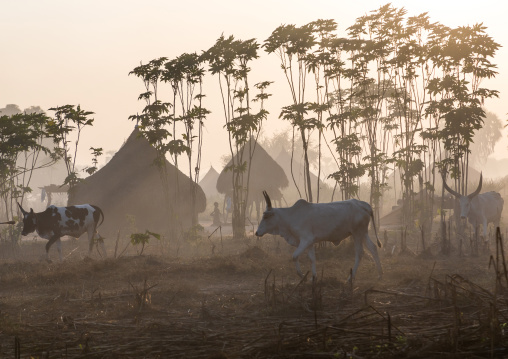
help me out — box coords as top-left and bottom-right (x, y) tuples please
(216, 139), (288, 220)
(68, 128), (206, 238)
(199, 166), (220, 198)
(275, 149), (333, 204)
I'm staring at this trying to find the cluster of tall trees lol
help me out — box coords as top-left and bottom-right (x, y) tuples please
(129, 35), (273, 237)
(131, 4), (501, 238)
(0, 4), (501, 244)
(265, 6), (500, 239)
(128, 54), (209, 236)
(0, 105), (97, 241)
(1, 5), (501, 244)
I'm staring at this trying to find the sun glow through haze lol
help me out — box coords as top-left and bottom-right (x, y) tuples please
(1, 0), (507, 172)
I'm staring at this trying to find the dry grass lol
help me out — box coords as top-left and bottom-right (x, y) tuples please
(0, 230), (507, 358)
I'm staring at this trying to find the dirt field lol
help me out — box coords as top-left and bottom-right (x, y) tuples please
(0, 230), (507, 358)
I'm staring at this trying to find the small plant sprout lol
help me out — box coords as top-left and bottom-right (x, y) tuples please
(130, 230), (161, 255)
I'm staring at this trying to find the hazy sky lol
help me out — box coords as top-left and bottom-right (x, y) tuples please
(2, 0), (507, 174)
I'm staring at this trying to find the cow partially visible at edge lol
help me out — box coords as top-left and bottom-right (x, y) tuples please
(18, 203), (105, 261)
(255, 191), (383, 281)
(442, 173), (504, 240)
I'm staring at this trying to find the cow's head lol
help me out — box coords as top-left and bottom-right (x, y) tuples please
(17, 203), (36, 236)
(255, 191), (277, 237)
(442, 173), (482, 220)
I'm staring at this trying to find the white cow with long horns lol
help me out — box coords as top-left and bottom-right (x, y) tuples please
(442, 173), (504, 240)
(255, 191), (383, 281)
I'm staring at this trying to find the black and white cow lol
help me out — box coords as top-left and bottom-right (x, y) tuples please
(18, 203), (105, 261)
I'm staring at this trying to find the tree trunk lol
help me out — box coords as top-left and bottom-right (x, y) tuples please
(300, 128), (313, 202)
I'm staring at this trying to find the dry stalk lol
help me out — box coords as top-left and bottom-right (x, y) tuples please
(128, 279), (158, 313)
(364, 288), (443, 305)
(264, 269), (273, 304)
(114, 229), (120, 258)
(286, 271), (309, 302)
(496, 227), (508, 288)
(425, 261), (437, 298)
(14, 336), (20, 359)
(117, 236), (131, 258)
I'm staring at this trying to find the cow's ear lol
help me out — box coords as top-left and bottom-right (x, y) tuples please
(263, 211), (274, 219)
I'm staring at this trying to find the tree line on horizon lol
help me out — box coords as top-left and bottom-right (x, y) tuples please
(0, 3), (504, 242)
(129, 3), (502, 239)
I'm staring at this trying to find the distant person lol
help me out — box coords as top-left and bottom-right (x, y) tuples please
(224, 196), (232, 223)
(211, 202), (222, 226)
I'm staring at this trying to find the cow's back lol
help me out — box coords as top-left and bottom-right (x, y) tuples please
(487, 191), (504, 221)
(301, 199), (371, 244)
(351, 199), (374, 216)
(47, 204), (99, 238)
(472, 192), (504, 224)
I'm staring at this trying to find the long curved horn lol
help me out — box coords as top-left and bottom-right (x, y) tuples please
(442, 175), (461, 198)
(262, 191), (272, 209)
(468, 173), (482, 199)
(17, 202), (27, 215)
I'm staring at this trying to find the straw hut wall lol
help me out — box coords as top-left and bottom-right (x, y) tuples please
(68, 128), (206, 238)
(216, 140), (288, 210)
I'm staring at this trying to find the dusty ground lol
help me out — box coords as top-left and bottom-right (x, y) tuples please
(0, 230), (507, 358)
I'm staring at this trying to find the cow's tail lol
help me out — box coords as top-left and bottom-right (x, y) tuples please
(92, 205), (105, 228)
(369, 207), (382, 248)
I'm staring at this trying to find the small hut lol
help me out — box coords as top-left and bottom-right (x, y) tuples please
(216, 139), (288, 221)
(199, 166), (220, 198)
(68, 128), (206, 238)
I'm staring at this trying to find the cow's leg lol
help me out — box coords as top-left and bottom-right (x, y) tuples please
(294, 254), (304, 278)
(96, 230), (107, 257)
(45, 235), (61, 262)
(347, 235), (364, 282)
(306, 245), (317, 280)
(56, 238), (62, 262)
(88, 233), (94, 255)
(364, 234), (383, 279)
(292, 238), (313, 278)
(88, 227), (96, 256)
(88, 227), (106, 257)
(99, 235), (107, 257)
(482, 218), (488, 241)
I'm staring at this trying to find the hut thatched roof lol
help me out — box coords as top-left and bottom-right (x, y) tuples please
(216, 139), (288, 203)
(68, 128), (206, 237)
(275, 149), (320, 188)
(199, 166), (220, 198)
(275, 149), (333, 203)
